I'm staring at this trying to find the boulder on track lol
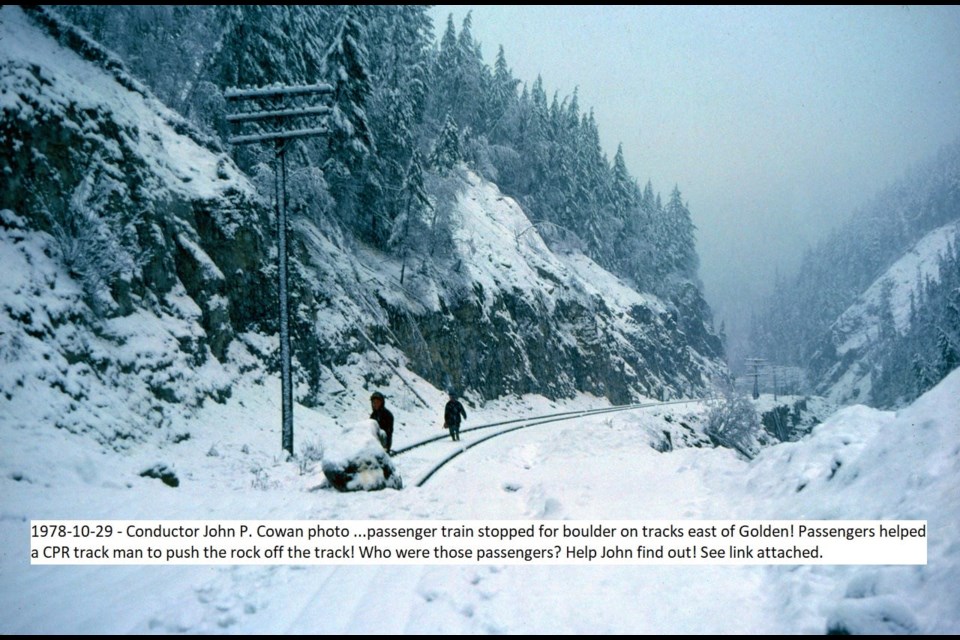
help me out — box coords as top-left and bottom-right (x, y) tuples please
(321, 420), (402, 492)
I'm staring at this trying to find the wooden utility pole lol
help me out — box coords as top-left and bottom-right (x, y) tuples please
(744, 357), (767, 400)
(225, 83), (332, 456)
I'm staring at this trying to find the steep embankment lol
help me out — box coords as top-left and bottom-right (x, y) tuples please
(1, 5), (275, 447)
(811, 221), (959, 405)
(301, 171), (724, 409)
(739, 367), (960, 634)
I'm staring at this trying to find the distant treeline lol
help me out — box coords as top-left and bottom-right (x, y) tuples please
(751, 139), (960, 406)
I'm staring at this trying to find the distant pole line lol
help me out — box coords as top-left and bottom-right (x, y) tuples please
(744, 357), (767, 399)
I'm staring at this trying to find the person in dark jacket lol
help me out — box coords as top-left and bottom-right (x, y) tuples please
(443, 391), (467, 441)
(370, 391), (394, 453)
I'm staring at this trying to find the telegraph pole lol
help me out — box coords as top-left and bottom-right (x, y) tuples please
(225, 83), (332, 456)
(744, 357), (767, 400)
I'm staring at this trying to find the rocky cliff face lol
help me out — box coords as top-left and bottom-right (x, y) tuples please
(1, 6), (284, 445)
(301, 172), (725, 405)
(1, 6), (725, 449)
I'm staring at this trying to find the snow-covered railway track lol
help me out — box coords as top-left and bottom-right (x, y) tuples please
(396, 399), (694, 487)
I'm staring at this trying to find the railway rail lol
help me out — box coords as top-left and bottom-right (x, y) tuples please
(393, 399), (696, 487)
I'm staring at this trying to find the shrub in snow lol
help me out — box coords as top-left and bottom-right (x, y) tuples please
(300, 439), (324, 462)
(41, 171), (141, 316)
(704, 383), (761, 459)
(321, 420), (402, 492)
(249, 464), (278, 491)
(297, 439), (324, 476)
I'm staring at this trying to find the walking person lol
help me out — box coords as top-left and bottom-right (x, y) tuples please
(443, 391), (467, 442)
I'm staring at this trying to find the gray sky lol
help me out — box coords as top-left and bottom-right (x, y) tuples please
(429, 5), (960, 360)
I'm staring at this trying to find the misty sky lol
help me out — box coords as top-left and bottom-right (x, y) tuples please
(429, 5), (960, 358)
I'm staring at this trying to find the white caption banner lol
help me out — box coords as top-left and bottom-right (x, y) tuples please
(30, 519), (927, 566)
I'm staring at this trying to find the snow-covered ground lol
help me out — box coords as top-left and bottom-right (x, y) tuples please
(3, 368), (958, 634)
(2, 5), (957, 634)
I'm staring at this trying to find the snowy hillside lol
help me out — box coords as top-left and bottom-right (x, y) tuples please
(751, 139), (960, 410)
(814, 221), (960, 405)
(1, 4), (726, 462)
(835, 222), (959, 341)
(0, 6), (239, 205)
(1, 5), (271, 447)
(299, 169), (725, 412)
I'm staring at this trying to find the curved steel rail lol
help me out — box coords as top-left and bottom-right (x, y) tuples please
(411, 399), (696, 487)
(393, 401), (686, 456)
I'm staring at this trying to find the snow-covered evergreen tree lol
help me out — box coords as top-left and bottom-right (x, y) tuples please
(395, 149), (432, 284)
(430, 115), (462, 174)
(321, 6), (378, 239)
(48, 3), (725, 378)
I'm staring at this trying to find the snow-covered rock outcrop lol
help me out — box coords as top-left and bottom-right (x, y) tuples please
(1, 6), (274, 446)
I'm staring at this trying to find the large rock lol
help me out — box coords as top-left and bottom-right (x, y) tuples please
(321, 420), (402, 492)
